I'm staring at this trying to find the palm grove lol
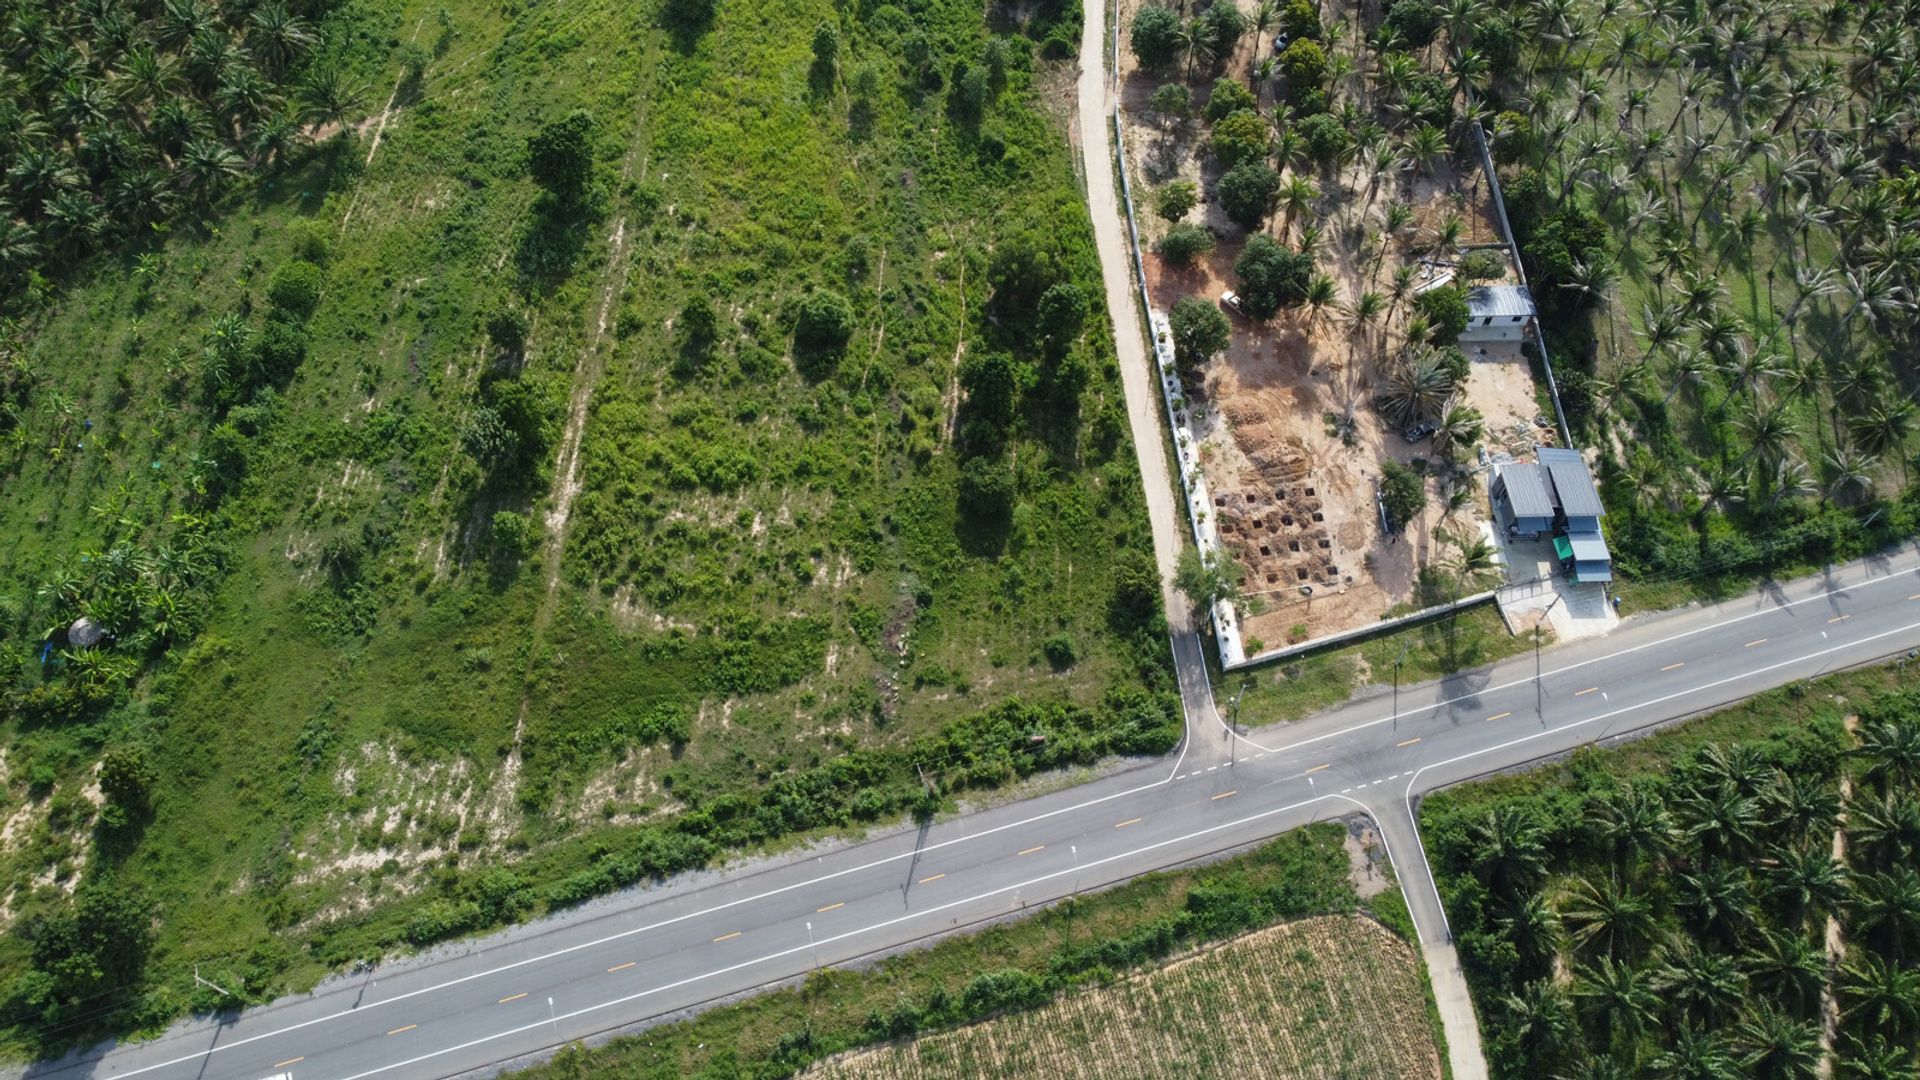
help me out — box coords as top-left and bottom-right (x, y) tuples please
(1425, 686), (1920, 1080)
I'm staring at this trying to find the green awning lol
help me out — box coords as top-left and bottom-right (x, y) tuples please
(1553, 535), (1574, 562)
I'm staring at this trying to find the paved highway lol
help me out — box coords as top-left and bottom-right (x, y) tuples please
(17, 547), (1920, 1080)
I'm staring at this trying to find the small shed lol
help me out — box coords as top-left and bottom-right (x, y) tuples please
(1492, 463), (1555, 538)
(1459, 284), (1536, 343)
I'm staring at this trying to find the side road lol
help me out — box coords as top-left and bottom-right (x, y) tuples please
(1071, 1), (1488, 1073)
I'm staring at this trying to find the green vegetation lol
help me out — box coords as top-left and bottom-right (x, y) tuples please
(510, 823), (1369, 1080)
(1422, 663), (1920, 1079)
(0, 0), (1163, 1053)
(1474, 0), (1920, 589)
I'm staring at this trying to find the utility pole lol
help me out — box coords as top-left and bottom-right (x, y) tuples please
(193, 965), (235, 999)
(1391, 640), (1410, 730)
(1227, 682), (1247, 767)
(1535, 593), (1564, 720)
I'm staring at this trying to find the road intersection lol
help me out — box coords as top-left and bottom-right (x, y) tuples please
(19, 546), (1920, 1080)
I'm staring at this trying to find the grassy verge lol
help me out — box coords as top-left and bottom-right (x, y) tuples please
(514, 823), (1363, 1079)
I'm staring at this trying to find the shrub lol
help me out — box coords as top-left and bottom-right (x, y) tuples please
(1457, 249), (1506, 282)
(286, 219), (331, 263)
(1043, 633), (1076, 669)
(490, 509), (537, 560)
(1490, 110), (1533, 166)
(1036, 283), (1087, 353)
(1210, 108), (1272, 170)
(98, 746), (156, 816)
(1280, 0), (1323, 40)
(1216, 160), (1279, 230)
(1380, 461), (1427, 527)
(959, 454), (1016, 520)
(265, 260), (324, 319)
(1156, 180), (1198, 222)
(1129, 6), (1184, 69)
(1156, 224), (1215, 266)
(1234, 234), (1313, 318)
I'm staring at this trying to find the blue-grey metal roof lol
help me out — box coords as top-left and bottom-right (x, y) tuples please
(1566, 530), (1610, 562)
(1466, 284), (1535, 320)
(1496, 463), (1556, 520)
(1539, 447), (1606, 519)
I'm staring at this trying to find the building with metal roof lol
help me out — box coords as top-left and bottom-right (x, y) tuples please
(1490, 462), (1555, 538)
(1491, 447), (1614, 583)
(1460, 284), (1536, 343)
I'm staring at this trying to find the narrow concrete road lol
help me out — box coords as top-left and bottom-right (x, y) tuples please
(1074, 0), (1232, 769)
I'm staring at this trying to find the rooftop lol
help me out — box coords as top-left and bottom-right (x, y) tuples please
(1538, 446), (1605, 520)
(1466, 284), (1536, 320)
(1496, 463), (1556, 520)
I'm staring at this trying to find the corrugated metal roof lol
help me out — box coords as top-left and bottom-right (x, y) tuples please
(1466, 284), (1535, 320)
(1566, 530), (1610, 562)
(1539, 447), (1606, 519)
(1496, 463), (1556, 520)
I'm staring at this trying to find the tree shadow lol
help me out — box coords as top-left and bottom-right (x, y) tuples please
(515, 194), (595, 294)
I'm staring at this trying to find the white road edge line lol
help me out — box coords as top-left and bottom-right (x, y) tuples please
(1219, 564), (1912, 756)
(329, 790), (1351, 1080)
(1396, 615), (1920, 943)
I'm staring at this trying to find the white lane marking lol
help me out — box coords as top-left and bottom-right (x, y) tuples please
(331, 788), (1352, 1080)
(1399, 615), (1920, 943)
(100, 736), (1213, 1079)
(1226, 565), (1914, 756)
(1206, 765), (1218, 772)
(94, 563), (1920, 1080)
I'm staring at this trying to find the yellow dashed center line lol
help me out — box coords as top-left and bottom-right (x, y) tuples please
(1746, 638), (1768, 647)
(918, 873), (945, 884)
(607, 961), (635, 973)
(275, 1058), (305, 1069)
(1829, 614), (1850, 623)
(1018, 845), (1046, 856)
(1909, 593), (1920, 600)
(1660, 662), (1685, 671)
(1397, 737), (1421, 747)
(1115, 817), (1142, 828)
(1305, 764), (1330, 774)
(1575, 686), (1599, 696)
(713, 931), (742, 943)
(1486, 712), (1512, 722)
(816, 902), (844, 913)
(498, 993), (528, 1004)
(387, 1025), (417, 1036)
(1211, 790), (1238, 800)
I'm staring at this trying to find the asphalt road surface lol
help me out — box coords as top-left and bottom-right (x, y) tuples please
(17, 546), (1920, 1080)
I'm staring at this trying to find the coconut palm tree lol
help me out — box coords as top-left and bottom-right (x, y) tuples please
(1675, 860), (1756, 944)
(1378, 348), (1454, 427)
(296, 66), (364, 135)
(1586, 784), (1675, 878)
(1302, 272), (1338, 330)
(1735, 397), (1799, 472)
(1432, 398), (1485, 461)
(1835, 1034), (1920, 1080)
(1651, 1021), (1738, 1080)
(1765, 844), (1848, 929)
(1277, 174), (1317, 233)
(1503, 979), (1577, 1066)
(1851, 865), (1920, 960)
(1742, 926), (1828, 1017)
(1498, 891), (1563, 977)
(1470, 803), (1551, 899)
(1849, 794), (1920, 872)
(1764, 768), (1842, 846)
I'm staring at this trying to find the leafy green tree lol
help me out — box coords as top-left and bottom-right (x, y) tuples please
(1379, 461), (1427, 530)
(1210, 108), (1271, 170)
(1168, 296), (1230, 375)
(527, 109), (595, 202)
(1036, 283), (1087, 355)
(1414, 284), (1469, 346)
(1379, 0), (1442, 47)
(960, 351), (1019, 434)
(1204, 77), (1256, 122)
(1216, 160), (1279, 230)
(1148, 82), (1192, 127)
(1279, 0), (1322, 40)
(1197, 1), (1247, 55)
(794, 289), (854, 354)
(1278, 38), (1326, 90)
(1233, 234), (1312, 318)
(1157, 224), (1215, 266)
(1129, 6), (1185, 69)
(1173, 545), (1239, 612)
(98, 745), (156, 827)
(1296, 112), (1351, 166)
(811, 22), (839, 72)
(26, 879), (154, 1009)
(1156, 180), (1198, 221)
(265, 259), (324, 320)
(490, 509), (537, 561)
(958, 454), (1016, 521)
